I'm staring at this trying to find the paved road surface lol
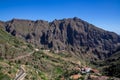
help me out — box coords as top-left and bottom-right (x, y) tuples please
(14, 65), (26, 80)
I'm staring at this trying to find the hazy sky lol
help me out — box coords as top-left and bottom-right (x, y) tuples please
(0, 0), (120, 34)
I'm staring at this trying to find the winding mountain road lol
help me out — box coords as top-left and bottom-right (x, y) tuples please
(13, 51), (35, 80)
(14, 65), (26, 80)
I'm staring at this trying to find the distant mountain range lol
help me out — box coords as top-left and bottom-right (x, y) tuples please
(0, 17), (120, 60)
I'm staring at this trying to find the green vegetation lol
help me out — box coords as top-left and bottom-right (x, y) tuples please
(10, 49), (87, 79)
(0, 72), (11, 80)
(38, 71), (47, 80)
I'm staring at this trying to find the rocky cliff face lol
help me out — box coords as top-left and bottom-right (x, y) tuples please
(2, 17), (120, 59)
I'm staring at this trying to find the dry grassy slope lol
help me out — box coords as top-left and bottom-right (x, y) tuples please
(0, 49), (85, 80)
(0, 27), (42, 80)
(0, 27), (33, 60)
(17, 50), (86, 79)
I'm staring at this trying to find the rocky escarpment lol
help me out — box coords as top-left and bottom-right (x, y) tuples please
(2, 17), (120, 60)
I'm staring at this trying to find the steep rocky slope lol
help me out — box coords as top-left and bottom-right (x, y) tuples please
(2, 17), (120, 60)
(0, 26), (33, 60)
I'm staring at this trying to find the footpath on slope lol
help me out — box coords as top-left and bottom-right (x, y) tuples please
(10, 51), (34, 61)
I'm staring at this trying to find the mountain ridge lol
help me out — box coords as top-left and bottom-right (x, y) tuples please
(1, 17), (120, 60)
